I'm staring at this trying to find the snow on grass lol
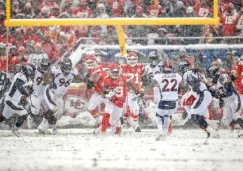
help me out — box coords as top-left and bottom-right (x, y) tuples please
(0, 129), (242, 171)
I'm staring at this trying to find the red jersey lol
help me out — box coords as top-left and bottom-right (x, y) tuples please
(220, 11), (239, 36)
(107, 0), (125, 17)
(103, 75), (127, 108)
(121, 63), (144, 90)
(147, 5), (163, 17)
(71, 7), (93, 18)
(232, 63), (243, 94)
(88, 65), (107, 94)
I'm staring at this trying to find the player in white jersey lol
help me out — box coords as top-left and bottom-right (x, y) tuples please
(180, 59), (219, 138)
(2, 64), (36, 136)
(143, 51), (163, 104)
(28, 43), (49, 67)
(27, 58), (52, 128)
(207, 70), (243, 132)
(38, 58), (79, 134)
(149, 61), (182, 140)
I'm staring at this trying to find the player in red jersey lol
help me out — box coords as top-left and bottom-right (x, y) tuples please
(231, 55), (243, 113)
(121, 52), (144, 132)
(94, 63), (131, 135)
(85, 54), (107, 127)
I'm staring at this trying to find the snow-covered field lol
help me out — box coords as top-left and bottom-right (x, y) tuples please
(0, 129), (242, 171)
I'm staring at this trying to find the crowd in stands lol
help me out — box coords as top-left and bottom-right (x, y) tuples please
(0, 0), (243, 71)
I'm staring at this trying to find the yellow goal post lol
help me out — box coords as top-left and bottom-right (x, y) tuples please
(4, 0), (220, 56)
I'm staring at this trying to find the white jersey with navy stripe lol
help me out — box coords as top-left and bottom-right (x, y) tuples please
(154, 72), (182, 101)
(144, 63), (161, 78)
(50, 66), (78, 97)
(33, 69), (49, 97)
(5, 73), (28, 103)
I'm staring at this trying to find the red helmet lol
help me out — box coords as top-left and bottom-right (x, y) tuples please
(109, 63), (121, 79)
(163, 60), (172, 72)
(127, 52), (138, 67)
(85, 54), (97, 69)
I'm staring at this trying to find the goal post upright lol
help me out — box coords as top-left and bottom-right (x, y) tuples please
(4, 0), (219, 56)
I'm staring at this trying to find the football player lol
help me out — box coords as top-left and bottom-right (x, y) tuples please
(2, 64), (35, 136)
(84, 54), (108, 128)
(180, 58), (219, 138)
(38, 58), (79, 134)
(147, 60), (182, 140)
(121, 52), (144, 132)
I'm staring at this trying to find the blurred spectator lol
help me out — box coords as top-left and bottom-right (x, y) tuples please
(71, 0), (94, 18)
(61, 0), (73, 14)
(28, 43), (49, 67)
(96, 3), (109, 19)
(107, 0), (125, 17)
(23, 2), (35, 18)
(155, 27), (169, 44)
(220, 3), (239, 43)
(182, 6), (202, 44)
(166, 0), (186, 17)
(236, 10), (243, 38)
(42, 34), (59, 63)
(193, 0), (212, 17)
(0, 43), (7, 72)
(21, 27), (41, 48)
(17, 46), (28, 64)
(147, 26), (159, 45)
(225, 50), (237, 71)
(147, 0), (163, 17)
(0, 0), (5, 10)
(132, 6), (147, 17)
(105, 26), (118, 45)
(50, 4), (61, 17)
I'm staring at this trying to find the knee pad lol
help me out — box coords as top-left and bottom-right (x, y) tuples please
(191, 114), (208, 129)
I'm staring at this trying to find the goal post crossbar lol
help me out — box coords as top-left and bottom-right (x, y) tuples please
(4, 0), (219, 56)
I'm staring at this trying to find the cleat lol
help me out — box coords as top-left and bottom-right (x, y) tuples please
(206, 126), (219, 138)
(115, 127), (122, 135)
(135, 127), (141, 132)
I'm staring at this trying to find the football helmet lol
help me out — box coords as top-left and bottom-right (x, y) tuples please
(109, 63), (121, 80)
(163, 60), (172, 73)
(85, 54), (97, 69)
(39, 58), (51, 73)
(61, 58), (72, 75)
(149, 51), (160, 67)
(178, 58), (192, 74)
(127, 52), (138, 67)
(21, 63), (36, 80)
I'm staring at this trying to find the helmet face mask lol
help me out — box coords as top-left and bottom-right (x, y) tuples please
(86, 59), (97, 69)
(40, 58), (51, 73)
(22, 64), (36, 80)
(178, 61), (190, 74)
(109, 63), (121, 79)
(110, 69), (120, 79)
(61, 58), (72, 75)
